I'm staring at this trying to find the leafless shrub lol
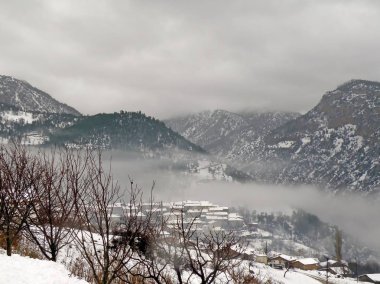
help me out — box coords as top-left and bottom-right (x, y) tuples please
(65, 255), (97, 283)
(228, 265), (260, 284)
(14, 235), (43, 260)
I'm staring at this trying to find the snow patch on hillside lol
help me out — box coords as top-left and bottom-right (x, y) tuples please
(269, 141), (295, 149)
(1, 110), (38, 124)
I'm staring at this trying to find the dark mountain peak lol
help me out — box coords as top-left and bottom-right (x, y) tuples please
(49, 110), (205, 153)
(0, 75), (81, 116)
(263, 80), (379, 193)
(313, 80), (380, 135)
(322, 79), (380, 107)
(269, 80), (380, 142)
(318, 80), (379, 109)
(336, 79), (380, 93)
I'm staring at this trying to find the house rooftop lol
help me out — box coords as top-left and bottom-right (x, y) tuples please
(206, 216), (228, 220)
(255, 253), (267, 257)
(272, 254), (297, 262)
(180, 200), (214, 206)
(320, 260), (338, 267)
(209, 206), (229, 211)
(207, 211), (228, 215)
(294, 258), (319, 265)
(361, 274), (380, 282)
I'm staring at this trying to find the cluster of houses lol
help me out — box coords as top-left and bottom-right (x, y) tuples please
(261, 253), (350, 274)
(243, 252), (364, 280)
(109, 200), (246, 235)
(249, 253), (380, 282)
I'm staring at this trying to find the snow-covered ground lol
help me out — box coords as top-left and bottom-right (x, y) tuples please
(251, 263), (369, 284)
(251, 262), (320, 284)
(301, 270), (373, 284)
(1, 245), (374, 284)
(0, 250), (88, 284)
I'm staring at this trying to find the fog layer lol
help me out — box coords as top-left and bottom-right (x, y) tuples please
(105, 152), (380, 253)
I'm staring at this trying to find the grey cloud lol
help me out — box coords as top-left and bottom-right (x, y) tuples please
(0, 0), (379, 118)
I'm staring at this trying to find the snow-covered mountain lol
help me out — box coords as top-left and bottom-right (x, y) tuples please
(0, 75), (205, 154)
(265, 79), (380, 194)
(0, 75), (81, 115)
(165, 110), (299, 161)
(166, 80), (380, 194)
(0, 75), (248, 181)
(1, 75), (378, 192)
(165, 110), (300, 184)
(0, 108), (205, 155)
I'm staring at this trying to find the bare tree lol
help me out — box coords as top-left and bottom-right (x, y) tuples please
(132, 207), (247, 284)
(25, 148), (87, 261)
(184, 229), (245, 284)
(73, 151), (156, 284)
(0, 144), (249, 283)
(0, 144), (39, 256)
(117, 198), (173, 284)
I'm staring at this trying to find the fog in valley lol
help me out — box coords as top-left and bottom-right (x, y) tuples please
(104, 151), (380, 255)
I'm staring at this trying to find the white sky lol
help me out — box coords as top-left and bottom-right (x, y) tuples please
(0, 0), (379, 118)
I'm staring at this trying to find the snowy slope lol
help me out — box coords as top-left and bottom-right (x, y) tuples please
(0, 252), (88, 284)
(165, 110), (299, 161)
(251, 262), (320, 284)
(0, 107), (77, 146)
(0, 75), (81, 115)
(252, 263), (368, 284)
(1, 110), (38, 124)
(264, 79), (380, 193)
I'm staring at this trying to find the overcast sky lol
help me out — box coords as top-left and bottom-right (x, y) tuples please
(1, 0), (379, 118)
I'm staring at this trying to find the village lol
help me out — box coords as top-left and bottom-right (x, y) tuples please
(107, 200), (380, 284)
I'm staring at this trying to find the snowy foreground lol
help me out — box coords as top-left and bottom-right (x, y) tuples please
(0, 250), (371, 284)
(0, 251), (88, 284)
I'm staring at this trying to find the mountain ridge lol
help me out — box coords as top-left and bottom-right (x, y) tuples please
(165, 109), (300, 161)
(48, 111), (206, 153)
(264, 79), (379, 193)
(0, 75), (81, 116)
(0, 75), (378, 192)
(167, 80), (380, 193)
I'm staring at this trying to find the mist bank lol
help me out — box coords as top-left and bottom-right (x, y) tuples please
(174, 182), (380, 251)
(100, 152), (380, 255)
(26, 148), (380, 255)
